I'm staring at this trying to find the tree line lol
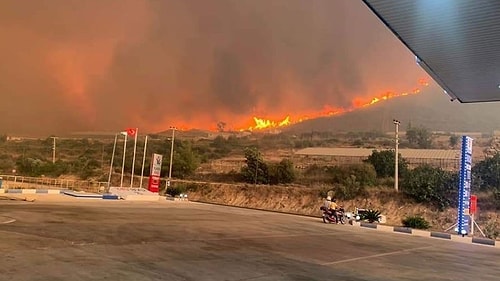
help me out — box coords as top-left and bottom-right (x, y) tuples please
(0, 132), (498, 211)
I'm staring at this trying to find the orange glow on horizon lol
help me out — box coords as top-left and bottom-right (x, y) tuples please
(157, 78), (430, 133)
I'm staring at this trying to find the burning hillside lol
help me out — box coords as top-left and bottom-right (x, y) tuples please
(237, 78), (429, 131)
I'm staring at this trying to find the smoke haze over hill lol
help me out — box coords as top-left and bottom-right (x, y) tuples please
(286, 83), (500, 134)
(0, 0), (433, 136)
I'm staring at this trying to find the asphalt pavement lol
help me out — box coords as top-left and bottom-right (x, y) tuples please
(0, 199), (498, 281)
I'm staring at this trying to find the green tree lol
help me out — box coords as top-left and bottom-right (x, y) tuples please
(364, 150), (407, 178)
(406, 124), (432, 148)
(328, 163), (377, 187)
(326, 164), (375, 200)
(0, 153), (15, 173)
(449, 135), (459, 148)
(211, 135), (231, 156)
(268, 158), (296, 184)
(401, 164), (458, 210)
(472, 153), (500, 191)
(241, 147), (268, 184)
(170, 141), (201, 179)
(73, 156), (100, 179)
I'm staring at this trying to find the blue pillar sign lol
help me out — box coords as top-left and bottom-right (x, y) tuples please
(457, 136), (473, 235)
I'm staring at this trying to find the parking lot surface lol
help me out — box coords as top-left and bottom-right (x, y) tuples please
(0, 198), (498, 281)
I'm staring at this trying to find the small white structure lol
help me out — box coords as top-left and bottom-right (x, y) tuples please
(109, 187), (160, 201)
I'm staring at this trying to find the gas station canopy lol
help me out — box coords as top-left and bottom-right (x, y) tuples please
(362, 0), (500, 103)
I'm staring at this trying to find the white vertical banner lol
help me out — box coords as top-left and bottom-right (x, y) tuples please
(151, 153), (163, 176)
(148, 153), (163, 193)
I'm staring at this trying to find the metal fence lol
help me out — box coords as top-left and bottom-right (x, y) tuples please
(0, 175), (107, 193)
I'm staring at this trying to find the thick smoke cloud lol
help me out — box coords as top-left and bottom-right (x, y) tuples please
(0, 0), (425, 135)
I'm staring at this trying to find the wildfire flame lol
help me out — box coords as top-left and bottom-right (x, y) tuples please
(241, 78), (430, 131)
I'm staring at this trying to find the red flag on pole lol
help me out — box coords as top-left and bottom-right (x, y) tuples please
(126, 128), (137, 137)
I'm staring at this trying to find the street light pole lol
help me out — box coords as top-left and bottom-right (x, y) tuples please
(393, 119), (400, 192)
(51, 137), (57, 163)
(167, 126), (176, 193)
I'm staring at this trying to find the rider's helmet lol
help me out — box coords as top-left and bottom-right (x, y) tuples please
(326, 196), (331, 201)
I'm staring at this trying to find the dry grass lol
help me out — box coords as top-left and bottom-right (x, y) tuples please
(187, 182), (499, 238)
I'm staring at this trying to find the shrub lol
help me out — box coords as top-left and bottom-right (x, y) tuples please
(364, 150), (408, 178)
(361, 209), (381, 223)
(268, 158), (296, 184)
(473, 153), (500, 192)
(328, 163), (377, 187)
(495, 190), (500, 210)
(165, 184), (185, 197)
(301, 165), (331, 184)
(334, 175), (367, 200)
(401, 164), (458, 210)
(165, 182), (208, 195)
(402, 215), (430, 229)
(484, 221), (499, 240)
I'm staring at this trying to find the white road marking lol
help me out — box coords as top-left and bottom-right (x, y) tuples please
(321, 246), (433, 265)
(0, 218), (16, 224)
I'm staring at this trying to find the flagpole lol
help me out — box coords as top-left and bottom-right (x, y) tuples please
(140, 135), (148, 189)
(107, 133), (118, 190)
(130, 127), (138, 188)
(120, 133), (127, 188)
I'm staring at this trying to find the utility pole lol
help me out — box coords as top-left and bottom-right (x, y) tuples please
(167, 126), (176, 192)
(393, 119), (400, 192)
(51, 137), (57, 163)
(254, 158), (258, 186)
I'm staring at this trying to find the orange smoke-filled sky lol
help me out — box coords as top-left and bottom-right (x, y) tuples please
(0, 0), (428, 135)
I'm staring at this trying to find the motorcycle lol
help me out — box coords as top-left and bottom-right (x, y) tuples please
(320, 206), (345, 224)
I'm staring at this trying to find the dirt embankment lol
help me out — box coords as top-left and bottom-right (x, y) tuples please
(186, 183), (499, 236)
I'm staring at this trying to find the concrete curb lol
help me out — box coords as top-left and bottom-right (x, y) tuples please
(1, 189), (120, 200)
(357, 222), (498, 248)
(2, 189), (65, 194)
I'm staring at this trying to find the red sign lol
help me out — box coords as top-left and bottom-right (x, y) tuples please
(470, 195), (477, 215)
(148, 175), (160, 193)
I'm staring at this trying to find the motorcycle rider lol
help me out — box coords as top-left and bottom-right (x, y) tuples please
(323, 196), (332, 209)
(336, 203), (346, 224)
(329, 198), (340, 223)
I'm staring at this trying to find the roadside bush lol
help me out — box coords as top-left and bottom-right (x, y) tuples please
(334, 175), (367, 200)
(318, 187), (332, 199)
(361, 209), (381, 223)
(192, 171), (242, 183)
(401, 164), (458, 210)
(484, 221), (499, 240)
(495, 190), (500, 210)
(164, 182), (203, 197)
(402, 215), (430, 229)
(268, 159), (296, 185)
(300, 165), (331, 184)
(326, 164), (376, 200)
(165, 184), (185, 197)
(473, 153), (500, 191)
(328, 163), (377, 187)
(364, 150), (408, 178)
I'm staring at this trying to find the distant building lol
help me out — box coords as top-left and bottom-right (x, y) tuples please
(294, 147), (460, 170)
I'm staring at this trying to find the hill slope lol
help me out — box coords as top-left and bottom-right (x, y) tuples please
(285, 84), (500, 134)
